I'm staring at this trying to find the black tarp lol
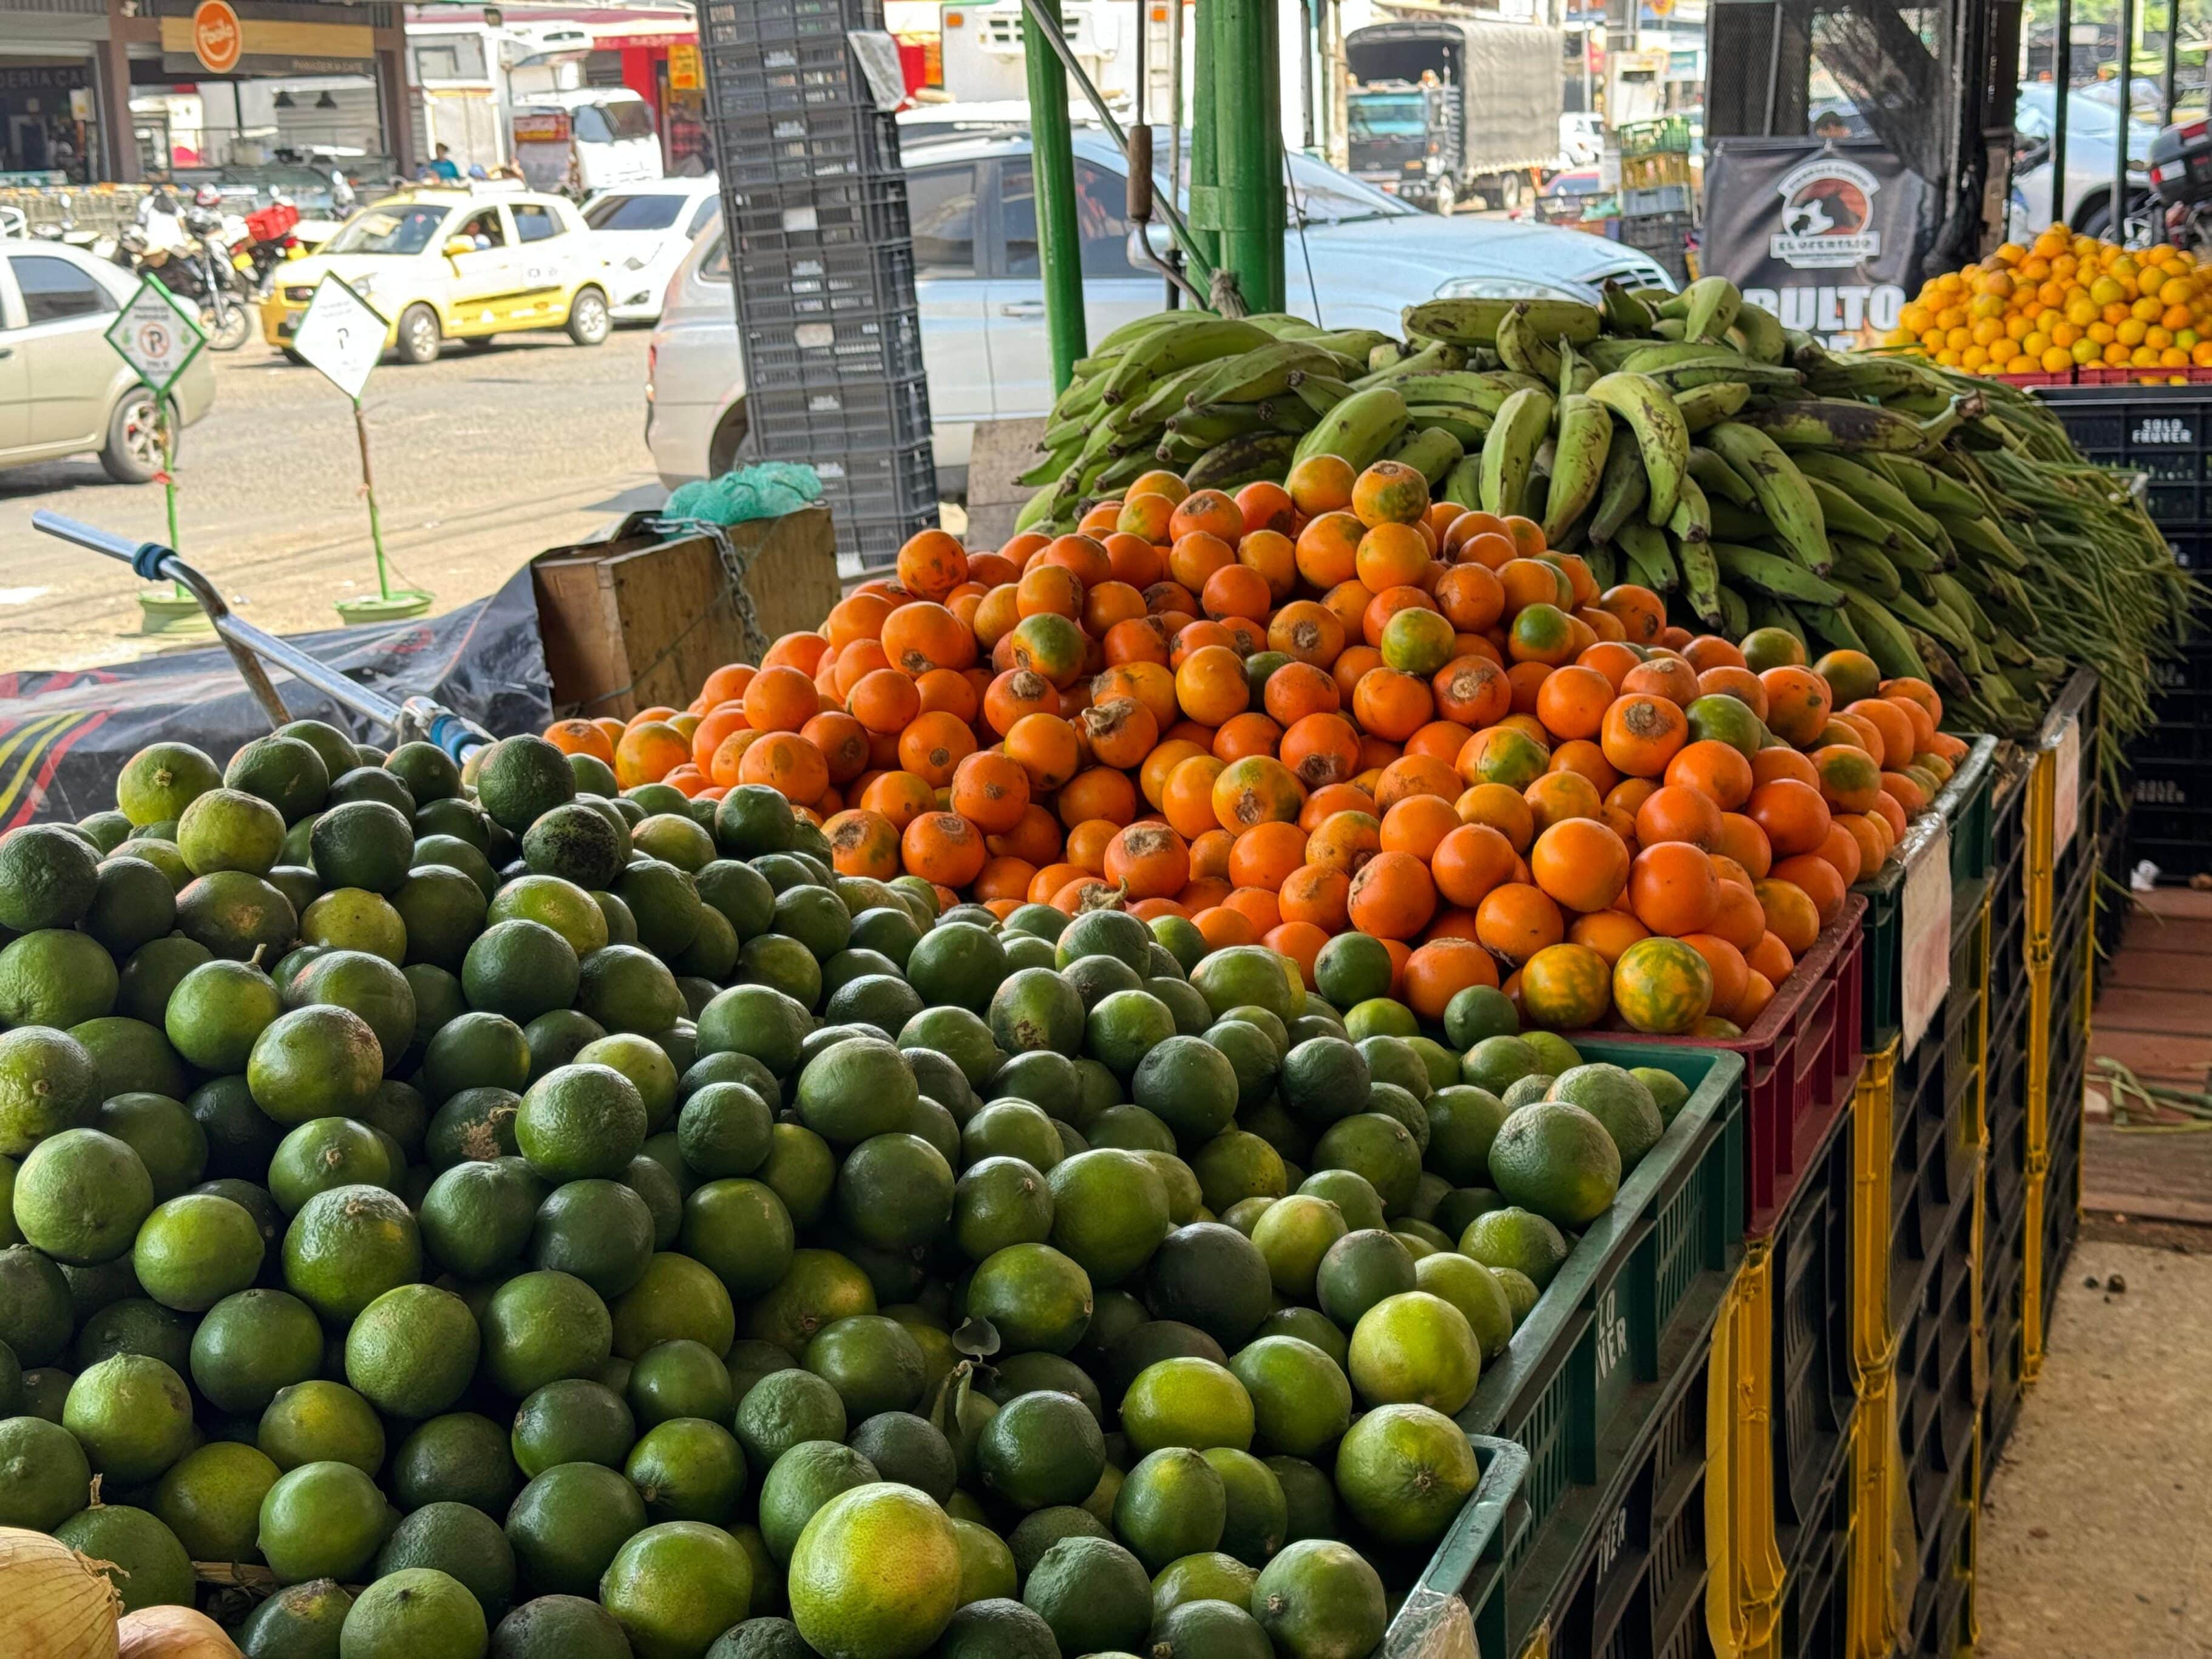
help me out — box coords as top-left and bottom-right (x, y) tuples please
(0, 563), (552, 828)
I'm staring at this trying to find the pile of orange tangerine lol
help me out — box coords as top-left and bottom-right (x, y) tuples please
(1888, 224), (2212, 376)
(543, 453), (1967, 1038)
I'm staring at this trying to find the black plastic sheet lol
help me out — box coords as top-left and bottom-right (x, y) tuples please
(0, 562), (552, 828)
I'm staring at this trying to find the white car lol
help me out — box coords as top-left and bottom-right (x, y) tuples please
(581, 177), (722, 322)
(646, 127), (1675, 492)
(0, 238), (216, 483)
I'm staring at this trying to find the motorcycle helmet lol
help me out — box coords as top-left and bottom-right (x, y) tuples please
(193, 184), (224, 208)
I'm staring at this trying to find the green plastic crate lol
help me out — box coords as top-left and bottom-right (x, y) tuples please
(1440, 1041), (1746, 1658)
(1857, 735), (2001, 1054)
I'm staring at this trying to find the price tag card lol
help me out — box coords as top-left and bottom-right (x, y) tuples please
(293, 275), (388, 402)
(2051, 713), (2082, 855)
(1900, 824), (1953, 1057)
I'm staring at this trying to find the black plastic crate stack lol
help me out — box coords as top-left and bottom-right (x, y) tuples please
(2031, 384), (2212, 879)
(699, 0), (934, 572)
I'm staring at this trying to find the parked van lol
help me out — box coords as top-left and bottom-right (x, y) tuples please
(511, 88), (663, 197)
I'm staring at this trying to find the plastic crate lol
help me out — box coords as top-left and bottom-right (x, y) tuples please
(1768, 1097), (1858, 1533)
(712, 106), (902, 191)
(810, 439), (935, 520)
(1381, 1436), (1529, 1653)
(1521, 1348), (1713, 1657)
(1979, 1199), (2027, 1477)
(699, 0), (879, 50)
(748, 372), (929, 457)
(1891, 1187), (1980, 1550)
(1449, 1041), (1745, 1659)
(1982, 987), (2029, 1243)
(1570, 897), (1864, 1238)
(1901, 1444), (1980, 1659)
(727, 174), (912, 259)
(744, 302), (926, 388)
(707, 33), (878, 118)
(1856, 737), (2000, 1054)
(1775, 1440), (1854, 1659)
(2034, 382), (2212, 573)
(736, 239), (918, 328)
(2127, 635), (2212, 875)
(1884, 924), (1987, 1359)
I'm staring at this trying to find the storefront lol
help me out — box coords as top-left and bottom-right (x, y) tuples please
(0, 0), (118, 184)
(115, 0), (412, 185)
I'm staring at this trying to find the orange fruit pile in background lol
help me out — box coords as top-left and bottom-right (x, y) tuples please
(1887, 225), (2212, 377)
(545, 456), (1967, 1038)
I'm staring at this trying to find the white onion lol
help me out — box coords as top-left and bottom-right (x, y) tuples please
(117, 1606), (240, 1658)
(0, 1526), (123, 1659)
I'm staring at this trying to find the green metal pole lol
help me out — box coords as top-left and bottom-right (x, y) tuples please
(157, 396), (185, 600)
(1189, 0), (1221, 273)
(1213, 0), (1284, 312)
(1022, 0), (1088, 392)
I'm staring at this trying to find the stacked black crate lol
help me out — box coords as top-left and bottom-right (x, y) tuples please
(701, 0), (934, 572)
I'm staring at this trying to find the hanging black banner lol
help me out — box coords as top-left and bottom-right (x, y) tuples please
(1700, 136), (1940, 348)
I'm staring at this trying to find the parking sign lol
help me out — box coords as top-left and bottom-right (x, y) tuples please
(105, 276), (206, 395)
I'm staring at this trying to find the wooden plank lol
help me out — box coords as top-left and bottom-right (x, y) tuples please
(607, 538), (731, 717)
(531, 554), (636, 719)
(963, 418), (1050, 552)
(2136, 885), (2212, 920)
(2100, 948), (2212, 989)
(2086, 1027), (2212, 1085)
(2082, 1121), (2212, 1224)
(2119, 914), (2212, 955)
(2088, 985), (2212, 1032)
(740, 506), (840, 644)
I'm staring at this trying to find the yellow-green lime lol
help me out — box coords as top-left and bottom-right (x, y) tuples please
(1332, 1400), (1479, 1546)
(1120, 1357), (1254, 1454)
(1413, 1251), (1515, 1363)
(599, 1521), (754, 1659)
(787, 1482), (962, 1658)
(1459, 1205), (1570, 1291)
(1346, 1290), (1480, 1413)
(1226, 1335), (1352, 1460)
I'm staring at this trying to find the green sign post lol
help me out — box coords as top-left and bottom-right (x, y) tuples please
(293, 274), (433, 623)
(104, 274), (207, 632)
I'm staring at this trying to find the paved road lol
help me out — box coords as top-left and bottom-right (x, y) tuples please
(2, 328), (663, 671)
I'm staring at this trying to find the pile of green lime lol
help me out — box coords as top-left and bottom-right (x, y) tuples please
(0, 729), (1684, 1659)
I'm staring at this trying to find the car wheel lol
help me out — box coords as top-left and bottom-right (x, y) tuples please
(396, 303), (441, 365)
(1434, 177), (1456, 217)
(1500, 172), (1525, 211)
(566, 287), (611, 347)
(99, 388), (168, 484)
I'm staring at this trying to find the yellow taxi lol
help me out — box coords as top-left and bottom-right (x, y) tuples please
(261, 188), (614, 364)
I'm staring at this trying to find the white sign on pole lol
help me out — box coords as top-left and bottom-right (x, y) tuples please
(2050, 713), (2082, 855)
(293, 276), (390, 402)
(104, 277), (205, 395)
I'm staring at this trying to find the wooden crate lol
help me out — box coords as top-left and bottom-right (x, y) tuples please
(532, 506), (838, 719)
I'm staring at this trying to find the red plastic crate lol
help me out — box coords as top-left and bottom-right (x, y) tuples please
(1569, 894), (1866, 1238)
(1998, 364), (2212, 388)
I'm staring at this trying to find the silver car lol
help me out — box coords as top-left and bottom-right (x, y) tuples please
(646, 128), (1675, 492)
(0, 239), (216, 484)
(2007, 85), (2159, 240)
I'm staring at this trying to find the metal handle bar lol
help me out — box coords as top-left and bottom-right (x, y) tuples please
(32, 511), (494, 764)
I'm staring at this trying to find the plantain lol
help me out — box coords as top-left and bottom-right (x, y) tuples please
(1714, 583), (1751, 637)
(1680, 275), (1742, 344)
(1803, 477), (1904, 549)
(1182, 430), (1301, 491)
(1099, 315), (1275, 405)
(1292, 385), (1410, 469)
(1790, 450), (1945, 542)
(1708, 500), (1772, 541)
(1687, 447), (1757, 508)
(1539, 394), (1614, 544)
(1601, 280), (1660, 335)
(1496, 302), (1564, 382)
(1739, 395), (1975, 455)
(1402, 296), (1601, 348)
(1710, 542), (1844, 605)
(1666, 472), (1712, 543)
(1389, 425), (1467, 487)
(1477, 387), (1555, 518)
(1582, 541), (1620, 588)
(1839, 587), (1930, 680)
(1442, 453), (1483, 511)
(1586, 371), (1690, 526)
(1830, 534), (1902, 599)
(1730, 300), (1788, 365)
(1675, 381), (1751, 434)
(1703, 422), (1830, 572)
(1672, 525), (1724, 625)
(1588, 434), (1651, 543)
(1557, 340), (1598, 399)
(1614, 520), (1678, 591)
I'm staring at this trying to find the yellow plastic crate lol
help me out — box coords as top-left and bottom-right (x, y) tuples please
(1849, 1041), (1899, 1374)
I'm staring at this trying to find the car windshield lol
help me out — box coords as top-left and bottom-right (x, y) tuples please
(1348, 93), (1428, 139)
(574, 100), (656, 144)
(1283, 151), (1418, 225)
(585, 193), (685, 231)
(324, 202), (449, 255)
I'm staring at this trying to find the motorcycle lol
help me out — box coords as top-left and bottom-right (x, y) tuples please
(118, 189), (254, 351)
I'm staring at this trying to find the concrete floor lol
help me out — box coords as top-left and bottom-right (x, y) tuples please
(1975, 1230), (2212, 1657)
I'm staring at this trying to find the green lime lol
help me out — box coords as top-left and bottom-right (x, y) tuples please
(56, 1502), (194, 1614)
(602, 1520), (755, 1659)
(1488, 1099), (1622, 1227)
(1346, 1290), (1481, 1413)
(13, 1128), (153, 1266)
(1228, 1335), (1353, 1460)
(63, 1352), (194, 1482)
(154, 1439), (280, 1561)
(1459, 1206), (1570, 1290)
(505, 1461), (648, 1596)
(340, 1566), (487, 1658)
(787, 1483), (960, 1659)
(1332, 1400), (1478, 1546)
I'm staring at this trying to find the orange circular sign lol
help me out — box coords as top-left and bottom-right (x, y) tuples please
(192, 0), (243, 74)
